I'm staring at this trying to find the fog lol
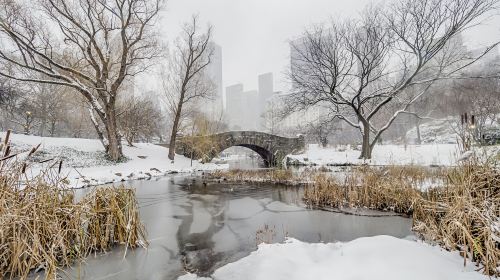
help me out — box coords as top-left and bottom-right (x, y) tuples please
(158, 0), (500, 92)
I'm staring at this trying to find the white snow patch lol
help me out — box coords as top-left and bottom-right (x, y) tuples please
(0, 132), (228, 188)
(288, 144), (460, 166)
(178, 236), (489, 280)
(406, 117), (458, 144)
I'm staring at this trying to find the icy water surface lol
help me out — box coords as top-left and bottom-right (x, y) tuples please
(53, 175), (413, 280)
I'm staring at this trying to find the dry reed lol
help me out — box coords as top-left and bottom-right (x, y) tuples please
(303, 166), (442, 214)
(303, 164), (499, 276)
(413, 163), (499, 276)
(207, 169), (312, 185)
(0, 130), (147, 279)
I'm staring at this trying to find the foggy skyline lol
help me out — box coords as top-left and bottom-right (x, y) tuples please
(160, 0), (500, 92)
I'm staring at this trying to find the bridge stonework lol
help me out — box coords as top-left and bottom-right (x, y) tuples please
(175, 131), (305, 167)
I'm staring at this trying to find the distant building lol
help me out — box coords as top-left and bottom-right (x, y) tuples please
(225, 84), (244, 129)
(208, 43), (223, 104)
(225, 84), (260, 130)
(258, 73), (273, 107)
(240, 90), (260, 130)
(224, 72), (277, 131)
(199, 42), (224, 118)
(257, 73), (274, 130)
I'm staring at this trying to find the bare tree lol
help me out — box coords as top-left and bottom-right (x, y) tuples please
(0, 79), (8, 106)
(118, 95), (162, 146)
(261, 97), (284, 135)
(287, 0), (498, 159)
(25, 82), (71, 137)
(162, 16), (214, 161)
(0, 78), (39, 134)
(452, 75), (500, 140)
(0, 0), (162, 160)
(304, 118), (340, 148)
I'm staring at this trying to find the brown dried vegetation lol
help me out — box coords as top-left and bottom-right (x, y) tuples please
(0, 131), (147, 279)
(304, 164), (499, 276)
(208, 169), (310, 185)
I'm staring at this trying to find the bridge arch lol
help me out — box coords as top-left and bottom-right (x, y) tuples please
(175, 131), (305, 167)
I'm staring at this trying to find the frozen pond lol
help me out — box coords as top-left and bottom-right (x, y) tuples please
(53, 175), (413, 280)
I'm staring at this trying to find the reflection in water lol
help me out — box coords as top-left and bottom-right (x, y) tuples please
(214, 147), (267, 170)
(227, 154), (265, 170)
(49, 175), (412, 280)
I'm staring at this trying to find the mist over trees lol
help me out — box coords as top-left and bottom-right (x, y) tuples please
(0, 0), (498, 162)
(118, 95), (163, 147)
(162, 16), (215, 161)
(0, 0), (163, 161)
(286, 0), (499, 159)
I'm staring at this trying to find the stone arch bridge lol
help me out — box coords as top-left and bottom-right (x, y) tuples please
(175, 131), (305, 167)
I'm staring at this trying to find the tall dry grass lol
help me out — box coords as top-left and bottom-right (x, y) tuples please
(208, 169), (312, 185)
(413, 163), (499, 276)
(303, 164), (499, 276)
(0, 130), (147, 279)
(304, 166), (443, 214)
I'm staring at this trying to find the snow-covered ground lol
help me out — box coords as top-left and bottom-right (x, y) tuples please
(288, 143), (461, 166)
(3, 132), (498, 187)
(0, 132), (228, 188)
(288, 143), (500, 167)
(406, 117), (458, 144)
(405, 115), (500, 144)
(179, 236), (489, 280)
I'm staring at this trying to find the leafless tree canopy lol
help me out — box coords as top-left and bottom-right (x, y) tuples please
(287, 0), (498, 159)
(0, 0), (163, 160)
(162, 15), (215, 160)
(118, 95), (163, 146)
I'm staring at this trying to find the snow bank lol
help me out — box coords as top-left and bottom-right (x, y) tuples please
(406, 115), (500, 145)
(179, 236), (488, 280)
(406, 117), (458, 144)
(0, 132), (228, 188)
(288, 144), (460, 166)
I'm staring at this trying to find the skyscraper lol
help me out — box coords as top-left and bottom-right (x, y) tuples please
(225, 84), (244, 129)
(208, 43), (223, 105)
(257, 73), (274, 130)
(200, 42), (224, 118)
(225, 83), (262, 131)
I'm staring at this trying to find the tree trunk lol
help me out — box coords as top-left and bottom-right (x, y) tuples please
(359, 122), (372, 159)
(39, 119), (47, 137)
(99, 104), (123, 161)
(168, 92), (185, 161)
(126, 133), (135, 147)
(89, 101), (124, 162)
(415, 117), (422, 145)
(168, 110), (181, 160)
(50, 120), (56, 137)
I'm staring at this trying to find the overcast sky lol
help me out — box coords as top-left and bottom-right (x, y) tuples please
(158, 0), (500, 93)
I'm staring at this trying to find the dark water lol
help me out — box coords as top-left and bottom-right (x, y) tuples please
(55, 175), (412, 280)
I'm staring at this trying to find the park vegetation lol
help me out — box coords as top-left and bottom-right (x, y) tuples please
(304, 162), (499, 277)
(286, 0), (498, 159)
(0, 131), (147, 279)
(208, 161), (499, 277)
(163, 16), (216, 161)
(0, 0), (163, 161)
